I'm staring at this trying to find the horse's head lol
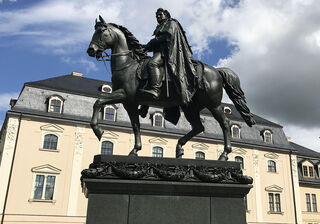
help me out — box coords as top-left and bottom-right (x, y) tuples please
(87, 15), (115, 59)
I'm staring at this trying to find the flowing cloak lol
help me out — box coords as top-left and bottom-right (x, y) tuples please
(153, 18), (197, 105)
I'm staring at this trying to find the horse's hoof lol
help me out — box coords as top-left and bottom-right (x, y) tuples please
(128, 150), (138, 156)
(90, 124), (104, 141)
(218, 153), (228, 161)
(176, 145), (184, 158)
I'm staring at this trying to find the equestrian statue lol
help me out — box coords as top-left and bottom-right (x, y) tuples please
(87, 9), (256, 161)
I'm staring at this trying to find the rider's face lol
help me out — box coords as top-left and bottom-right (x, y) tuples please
(156, 11), (166, 24)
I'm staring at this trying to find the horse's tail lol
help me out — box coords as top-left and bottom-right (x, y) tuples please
(217, 67), (256, 127)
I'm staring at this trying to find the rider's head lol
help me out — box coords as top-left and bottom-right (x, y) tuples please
(156, 8), (171, 24)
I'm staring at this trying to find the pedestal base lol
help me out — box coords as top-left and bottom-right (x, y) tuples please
(82, 155), (252, 224)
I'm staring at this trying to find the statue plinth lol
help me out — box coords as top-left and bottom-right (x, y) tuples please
(81, 155), (252, 224)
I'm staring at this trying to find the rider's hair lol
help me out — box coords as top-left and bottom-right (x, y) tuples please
(156, 8), (171, 18)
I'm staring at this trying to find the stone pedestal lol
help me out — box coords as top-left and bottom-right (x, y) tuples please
(81, 155), (252, 224)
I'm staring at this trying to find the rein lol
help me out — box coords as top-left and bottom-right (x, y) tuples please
(97, 50), (135, 72)
(96, 50), (133, 62)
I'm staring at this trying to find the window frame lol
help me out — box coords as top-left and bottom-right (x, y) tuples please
(263, 130), (272, 143)
(306, 193), (311, 212)
(312, 194), (317, 212)
(100, 140), (114, 155)
(231, 124), (241, 139)
(42, 134), (58, 150)
(267, 160), (277, 173)
(103, 105), (116, 121)
(195, 151), (205, 160)
(268, 193), (282, 213)
(152, 146), (163, 158)
(48, 96), (64, 114)
(153, 112), (164, 128)
(29, 165), (61, 203)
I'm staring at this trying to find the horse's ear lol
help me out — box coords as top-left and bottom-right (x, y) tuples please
(95, 18), (97, 24)
(99, 15), (106, 24)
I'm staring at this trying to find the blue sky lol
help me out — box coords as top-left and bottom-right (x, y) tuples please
(0, 0), (319, 151)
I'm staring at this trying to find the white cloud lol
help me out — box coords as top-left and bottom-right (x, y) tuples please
(0, 92), (19, 111)
(284, 125), (320, 152)
(62, 56), (98, 73)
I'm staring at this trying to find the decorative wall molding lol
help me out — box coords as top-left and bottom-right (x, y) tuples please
(265, 185), (283, 192)
(264, 152), (279, 160)
(31, 164), (61, 174)
(148, 137), (168, 145)
(40, 124), (64, 133)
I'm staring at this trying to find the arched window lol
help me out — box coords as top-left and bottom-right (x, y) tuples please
(152, 146), (163, 157)
(195, 151), (205, 160)
(268, 160), (277, 172)
(43, 134), (58, 150)
(101, 141), (113, 155)
(235, 156), (244, 169)
(104, 106), (116, 121)
(263, 130), (272, 143)
(48, 96), (64, 113)
(153, 113), (164, 127)
(231, 125), (240, 139)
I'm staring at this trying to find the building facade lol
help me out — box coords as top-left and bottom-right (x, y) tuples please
(0, 72), (318, 224)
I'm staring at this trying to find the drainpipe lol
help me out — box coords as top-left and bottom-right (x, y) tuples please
(1, 113), (22, 224)
(289, 149), (298, 224)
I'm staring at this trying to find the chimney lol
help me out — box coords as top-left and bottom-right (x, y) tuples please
(10, 99), (17, 108)
(72, 72), (83, 77)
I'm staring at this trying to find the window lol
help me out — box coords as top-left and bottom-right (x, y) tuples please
(101, 141), (113, 155)
(33, 175), (56, 200)
(309, 166), (314, 177)
(152, 146), (163, 157)
(312, 194), (317, 212)
(303, 164), (315, 178)
(48, 96), (63, 113)
(268, 160), (276, 172)
(224, 106), (232, 114)
(269, 193), (281, 212)
(153, 113), (164, 128)
(104, 106), (116, 121)
(195, 151), (205, 160)
(43, 134), (58, 150)
(235, 156), (244, 169)
(263, 130), (272, 143)
(303, 166), (308, 176)
(231, 125), (240, 139)
(306, 193), (311, 212)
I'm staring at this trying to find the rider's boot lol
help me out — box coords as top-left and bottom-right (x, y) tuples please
(140, 62), (163, 99)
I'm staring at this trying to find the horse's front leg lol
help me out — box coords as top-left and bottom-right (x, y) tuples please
(91, 89), (126, 140)
(124, 104), (142, 156)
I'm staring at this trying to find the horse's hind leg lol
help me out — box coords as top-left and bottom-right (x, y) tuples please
(176, 106), (204, 158)
(208, 105), (231, 161)
(124, 104), (142, 156)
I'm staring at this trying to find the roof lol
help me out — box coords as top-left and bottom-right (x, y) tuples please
(24, 73), (282, 128)
(25, 73), (108, 98)
(291, 142), (320, 158)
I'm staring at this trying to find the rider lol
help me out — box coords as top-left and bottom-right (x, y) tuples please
(140, 8), (197, 104)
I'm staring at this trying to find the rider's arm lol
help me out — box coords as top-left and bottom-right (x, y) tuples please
(144, 34), (169, 51)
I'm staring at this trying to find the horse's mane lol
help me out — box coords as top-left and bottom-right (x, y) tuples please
(109, 23), (148, 61)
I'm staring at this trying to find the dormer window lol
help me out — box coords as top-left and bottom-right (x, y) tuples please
(262, 130), (272, 143)
(302, 161), (315, 178)
(224, 106), (232, 114)
(153, 112), (164, 128)
(48, 96), (64, 114)
(101, 84), (112, 93)
(104, 105), (116, 121)
(231, 125), (240, 139)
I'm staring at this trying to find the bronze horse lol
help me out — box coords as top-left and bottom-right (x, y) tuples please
(87, 16), (255, 160)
